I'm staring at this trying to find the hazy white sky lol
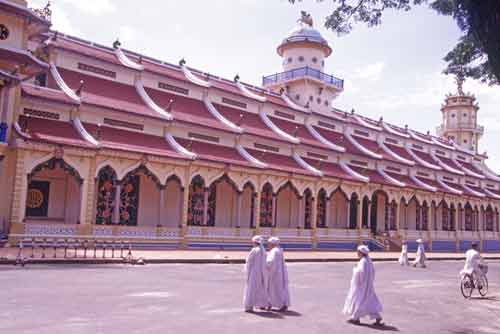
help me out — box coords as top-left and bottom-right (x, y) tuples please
(29, 0), (500, 171)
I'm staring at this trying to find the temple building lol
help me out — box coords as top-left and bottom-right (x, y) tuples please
(0, 1), (499, 251)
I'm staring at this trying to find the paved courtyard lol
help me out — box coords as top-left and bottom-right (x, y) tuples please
(1, 261), (499, 334)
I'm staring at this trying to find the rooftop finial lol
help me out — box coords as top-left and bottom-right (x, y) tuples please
(113, 38), (121, 49)
(298, 11), (313, 27)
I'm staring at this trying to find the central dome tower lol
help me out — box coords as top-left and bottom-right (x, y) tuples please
(263, 12), (343, 115)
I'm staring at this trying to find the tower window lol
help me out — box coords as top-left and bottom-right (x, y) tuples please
(324, 100), (328, 107)
(321, 60), (325, 66)
(298, 56), (304, 62)
(287, 57), (292, 63)
(317, 97), (321, 104)
(295, 94), (300, 101)
(463, 113), (467, 117)
(312, 57), (318, 63)
(451, 114), (456, 118)
(464, 139), (468, 143)
(309, 95), (313, 101)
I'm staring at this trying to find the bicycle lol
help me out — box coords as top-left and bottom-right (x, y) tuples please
(460, 264), (488, 299)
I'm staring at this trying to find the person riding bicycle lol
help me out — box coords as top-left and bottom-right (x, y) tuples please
(460, 242), (484, 282)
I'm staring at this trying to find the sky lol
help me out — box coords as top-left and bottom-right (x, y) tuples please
(28, 0), (500, 171)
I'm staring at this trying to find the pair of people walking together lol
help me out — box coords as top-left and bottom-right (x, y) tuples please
(243, 236), (290, 312)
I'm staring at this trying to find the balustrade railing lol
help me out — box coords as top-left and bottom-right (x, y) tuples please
(263, 66), (343, 90)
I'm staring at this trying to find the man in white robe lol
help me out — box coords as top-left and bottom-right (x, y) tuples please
(266, 237), (290, 311)
(398, 240), (409, 266)
(243, 235), (269, 312)
(460, 242), (484, 280)
(411, 239), (426, 268)
(343, 245), (384, 326)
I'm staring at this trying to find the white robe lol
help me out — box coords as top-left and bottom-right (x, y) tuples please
(460, 249), (481, 277)
(266, 247), (290, 308)
(343, 256), (383, 320)
(243, 245), (269, 310)
(398, 244), (409, 266)
(412, 243), (426, 267)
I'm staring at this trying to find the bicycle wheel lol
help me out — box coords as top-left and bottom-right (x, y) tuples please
(478, 276), (488, 297)
(461, 275), (473, 299)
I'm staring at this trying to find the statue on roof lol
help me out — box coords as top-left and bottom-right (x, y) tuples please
(456, 72), (465, 96)
(298, 11), (313, 27)
(32, 1), (52, 22)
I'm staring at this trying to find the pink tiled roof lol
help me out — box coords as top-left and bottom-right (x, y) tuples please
(245, 148), (312, 176)
(302, 157), (356, 181)
(175, 137), (252, 167)
(349, 165), (388, 185)
(411, 149), (438, 167)
(21, 83), (80, 106)
(385, 143), (415, 162)
(17, 115), (93, 148)
(83, 123), (186, 159)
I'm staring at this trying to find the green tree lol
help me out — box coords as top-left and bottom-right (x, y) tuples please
(288, 0), (500, 85)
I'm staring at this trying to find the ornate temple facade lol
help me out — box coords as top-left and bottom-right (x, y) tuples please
(1, 1), (499, 251)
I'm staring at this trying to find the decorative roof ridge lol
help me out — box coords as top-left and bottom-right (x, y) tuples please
(377, 165), (405, 187)
(281, 94), (308, 113)
(381, 121), (410, 138)
(12, 121), (31, 140)
(377, 138), (414, 166)
(305, 123), (345, 152)
(235, 79), (267, 102)
(164, 133), (197, 160)
(293, 152), (323, 176)
(483, 187), (500, 200)
(452, 158), (485, 179)
(114, 46), (144, 71)
(345, 130), (382, 159)
(0, 44), (49, 69)
(436, 176), (463, 195)
(430, 151), (464, 175)
(203, 97), (243, 133)
(431, 136), (455, 150)
(21, 82), (81, 105)
(49, 62), (81, 103)
(473, 162), (500, 182)
(352, 114), (382, 131)
(180, 63), (211, 88)
(340, 161), (369, 183)
(408, 129), (433, 144)
(236, 144), (267, 168)
(134, 79), (173, 120)
(72, 117), (99, 146)
(259, 110), (300, 144)
(409, 174), (437, 192)
(404, 144), (441, 170)
(462, 183), (485, 198)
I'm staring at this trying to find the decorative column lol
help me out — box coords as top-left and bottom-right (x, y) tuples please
(235, 191), (242, 228)
(202, 187), (209, 226)
(113, 184), (121, 225)
(298, 196), (305, 228)
(254, 190), (261, 232)
(311, 195), (318, 249)
(356, 200), (362, 231)
(346, 198), (352, 229)
(10, 149), (28, 226)
(367, 200), (372, 230)
(395, 202), (401, 234)
(78, 179), (89, 225)
(158, 186), (165, 226)
(271, 194), (277, 228)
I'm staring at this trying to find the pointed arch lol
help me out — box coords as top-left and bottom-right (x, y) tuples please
(188, 175), (206, 226)
(260, 182), (274, 228)
(29, 157), (83, 184)
(316, 188), (328, 228)
(95, 165), (118, 225)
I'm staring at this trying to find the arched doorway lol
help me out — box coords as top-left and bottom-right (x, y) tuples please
(260, 183), (274, 227)
(188, 175), (206, 226)
(303, 188), (313, 229)
(95, 166), (117, 225)
(316, 188), (327, 228)
(26, 158), (83, 224)
(275, 181), (300, 228)
(370, 190), (388, 234)
(349, 193), (359, 229)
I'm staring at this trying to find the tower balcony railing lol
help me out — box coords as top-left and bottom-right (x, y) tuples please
(262, 66), (344, 90)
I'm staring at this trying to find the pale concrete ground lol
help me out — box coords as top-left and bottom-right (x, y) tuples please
(1, 261), (500, 334)
(1, 246), (500, 263)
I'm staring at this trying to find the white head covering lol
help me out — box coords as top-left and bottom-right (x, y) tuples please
(357, 245), (370, 255)
(252, 235), (263, 244)
(416, 238), (423, 243)
(268, 237), (280, 245)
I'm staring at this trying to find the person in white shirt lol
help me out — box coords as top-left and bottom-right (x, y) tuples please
(398, 240), (409, 266)
(343, 245), (384, 326)
(243, 235), (269, 312)
(411, 239), (426, 268)
(266, 237), (290, 312)
(460, 242), (483, 280)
